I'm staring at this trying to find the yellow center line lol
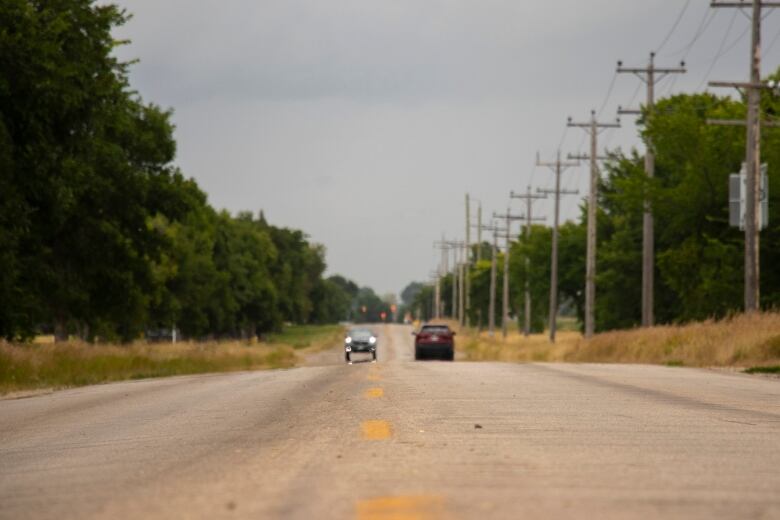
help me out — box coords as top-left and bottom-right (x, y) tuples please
(356, 495), (445, 520)
(361, 420), (392, 440)
(364, 387), (384, 399)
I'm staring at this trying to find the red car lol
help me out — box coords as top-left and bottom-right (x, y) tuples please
(413, 324), (455, 361)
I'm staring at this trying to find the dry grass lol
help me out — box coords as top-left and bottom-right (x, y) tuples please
(459, 312), (780, 369)
(0, 325), (344, 395)
(460, 329), (581, 363)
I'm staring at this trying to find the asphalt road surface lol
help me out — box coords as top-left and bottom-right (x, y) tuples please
(1, 325), (779, 519)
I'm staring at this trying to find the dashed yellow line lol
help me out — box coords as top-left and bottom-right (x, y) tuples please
(361, 420), (392, 440)
(356, 495), (445, 520)
(364, 387), (384, 399)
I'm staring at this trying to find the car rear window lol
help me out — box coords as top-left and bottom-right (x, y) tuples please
(421, 326), (450, 334)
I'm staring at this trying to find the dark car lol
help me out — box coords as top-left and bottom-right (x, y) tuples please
(413, 324), (455, 361)
(345, 328), (377, 363)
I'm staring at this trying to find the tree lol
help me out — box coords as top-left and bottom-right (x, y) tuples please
(0, 2), (366, 341)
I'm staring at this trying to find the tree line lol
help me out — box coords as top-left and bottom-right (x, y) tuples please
(404, 78), (780, 332)
(0, 1), (388, 342)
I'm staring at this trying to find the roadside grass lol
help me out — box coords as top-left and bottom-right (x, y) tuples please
(461, 328), (581, 363)
(0, 324), (344, 395)
(458, 312), (780, 369)
(555, 316), (581, 332)
(745, 365), (780, 374)
(266, 324), (344, 350)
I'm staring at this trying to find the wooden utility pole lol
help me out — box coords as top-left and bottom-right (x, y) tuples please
(493, 210), (529, 339)
(510, 187), (547, 337)
(617, 53), (686, 327)
(465, 194), (471, 326)
(459, 248), (465, 326)
(567, 111), (620, 338)
(427, 271), (440, 321)
(477, 203), (483, 262)
(433, 238), (451, 319)
(452, 245), (458, 319)
(478, 224), (505, 336)
(490, 229), (498, 336)
(709, 0), (780, 312)
(437, 239), (464, 320)
(537, 152), (579, 343)
(429, 272), (441, 320)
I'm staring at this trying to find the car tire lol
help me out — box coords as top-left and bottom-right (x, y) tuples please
(414, 348), (421, 361)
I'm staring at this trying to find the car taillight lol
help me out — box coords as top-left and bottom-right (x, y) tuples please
(417, 333), (429, 340)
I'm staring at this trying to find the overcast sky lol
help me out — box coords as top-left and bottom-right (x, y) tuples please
(113, 1), (780, 296)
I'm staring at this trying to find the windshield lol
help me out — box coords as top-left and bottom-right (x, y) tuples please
(421, 326), (449, 334)
(348, 329), (374, 339)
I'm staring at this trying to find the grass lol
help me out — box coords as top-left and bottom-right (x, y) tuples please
(0, 324), (344, 395)
(266, 324), (344, 350)
(458, 312), (780, 370)
(745, 365), (780, 374)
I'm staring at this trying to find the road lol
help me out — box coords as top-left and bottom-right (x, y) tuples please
(1, 324), (779, 519)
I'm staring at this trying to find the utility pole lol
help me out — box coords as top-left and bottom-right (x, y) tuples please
(709, 0), (780, 312)
(451, 244), (458, 319)
(459, 243), (466, 326)
(428, 271), (441, 321)
(477, 223), (505, 336)
(490, 228), (498, 336)
(437, 239), (465, 320)
(472, 217), (490, 330)
(567, 111), (620, 338)
(510, 187), (547, 337)
(537, 152), (579, 343)
(465, 194), (471, 326)
(493, 209), (529, 339)
(477, 203), (483, 262)
(433, 238), (450, 319)
(617, 52), (686, 327)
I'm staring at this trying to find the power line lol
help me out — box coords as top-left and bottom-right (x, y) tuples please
(662, 73), (680, 98)
(556, 125), (570, 153)
(664, 9), (718, 57)
(627, 81), (643, 108)
(698, 9), (774, 92)
(655, 0), (693, 53)
(697, 10), (743, 91)
(765, 24), (780, 53)
(597, 72), (618, 118)
(528, 161), (539, 192)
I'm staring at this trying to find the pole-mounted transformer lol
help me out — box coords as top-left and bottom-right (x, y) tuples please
(730, 163), (768, 230)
